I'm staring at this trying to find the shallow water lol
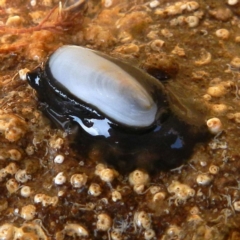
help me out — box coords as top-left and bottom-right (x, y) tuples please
(0, 0), (240, 239)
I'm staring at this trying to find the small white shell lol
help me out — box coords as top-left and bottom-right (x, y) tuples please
(54, 172), (66, 185)
(54, 155), (65, 164)
(99, 168), (117, 182)
(134, 211), (151, 230)
(233, 201), (240, 211)
(149, 0), (159, 8)
(209, 165), (219, 175)
(20, 186), (32, 198)
(34, 193), (58, 207)
(70, 173), (87, 188)
(206, 118), (223, 134)
(129, 170), (150, 186)
(48, 46), (159, 129)
(30, 0), (37, 6)
(227, 0), (238, 5)
(152, 192), (166, 202)
(96, 213), (112, 231)
(185, 16), (199, 28)
(88, 183), (102, 196)
(111, 190), (122, 202)
(15, 169), (31, 183)
(196, 174), (212, 186)
(34, 194), (44, 204)
(144, 229), (156, 240)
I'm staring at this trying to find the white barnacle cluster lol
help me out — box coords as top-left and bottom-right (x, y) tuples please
(154, 1), (201, 28)
(134, 211), (152, 230)
(129, 169), (150, 194)
(1, 1), (240, 238)
(134, 211), (155, 239)
(3, 164), (31, 194)
(152, 191), (167, 203)
(167, 180), (195, 205)
(34, 193), (58, 207)
(0, 221), (48, 240)
(0, 162), (18, 182)
(0, 149), (22, 161)
(0, 114), (27, 142)
(155, 1), (199, 16)
(95, 163), (118, 183)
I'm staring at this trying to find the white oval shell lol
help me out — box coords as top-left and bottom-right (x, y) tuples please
(48, 46), (158, 128)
